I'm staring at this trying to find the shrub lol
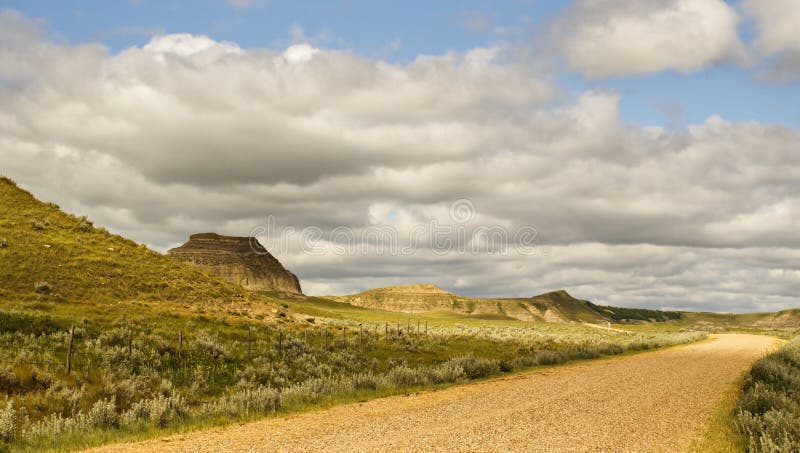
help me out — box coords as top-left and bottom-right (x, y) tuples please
(445, 356), (500, 379)
(87, 398), (119, 429)
(735, 338), (800, 451)
(535, 350), (566, 366)
(122, 395), (188, 428)
(737, 383), (799, 416)
(206, 383), (283, 417)
(428, 361), (466, 384)
(0, 238), (6, 248)
(30, 219), (45, 230)
(34, 281), (52, 294)
(386, 365), (428, 387)
(0, 400), (14, 442)
(351, 372), (382, 390)
(77, 216), (93, 232)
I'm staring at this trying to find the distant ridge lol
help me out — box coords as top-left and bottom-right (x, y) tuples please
(330, 284), (612, 323)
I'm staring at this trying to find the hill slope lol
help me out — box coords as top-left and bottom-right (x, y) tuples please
(330, 285), (613, 323)
(0, 177), (262, 309)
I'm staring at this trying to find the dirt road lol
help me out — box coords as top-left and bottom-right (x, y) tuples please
(95, 334), (776, 453)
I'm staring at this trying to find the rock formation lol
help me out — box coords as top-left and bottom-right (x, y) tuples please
(168, 233), (302, 294)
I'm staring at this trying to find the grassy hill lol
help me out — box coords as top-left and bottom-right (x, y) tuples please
(330, 285), (616, 324)
(0, 176), (279, 320)
(328, 284), (800, 330)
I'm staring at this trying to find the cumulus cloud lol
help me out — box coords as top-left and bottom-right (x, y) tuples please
(552, 0), (742, 77)
(1, 10), (799, 312)
(743, 0), (800, 83)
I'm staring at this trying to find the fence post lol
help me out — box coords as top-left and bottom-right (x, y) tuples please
(178, 331), (183, 357)
(66, 324), (75, 375)
(359, 324), (364, 352)
(247, 328), (252, 361)
(417, 320), (420, 334)
(127, 328), (133, 358)
(324, 328), (329, 349)
(385, 322), (389, 337)
(278, 331), (283, 357)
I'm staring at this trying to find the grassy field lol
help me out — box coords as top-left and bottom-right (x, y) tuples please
(0, 299), (706, 452)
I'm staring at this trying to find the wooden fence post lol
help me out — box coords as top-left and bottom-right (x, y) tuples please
(127, 328), (133, 357)
(324, 328), (329, 349)
(66, 324), (75, 375)
(359, 324), (364, 352)
(178, 331), (183, 357)
(247, 328), (252, 361)
(278, 331), (283, 357)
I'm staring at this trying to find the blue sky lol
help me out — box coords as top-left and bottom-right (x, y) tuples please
(2, 0), (798, 129)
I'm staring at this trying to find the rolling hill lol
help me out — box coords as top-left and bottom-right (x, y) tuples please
(329, 284), (614, 323)
(329, 284), (800, 329)
(0, 176), (279, 318)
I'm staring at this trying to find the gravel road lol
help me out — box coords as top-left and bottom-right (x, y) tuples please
(93, 334), (776, 453)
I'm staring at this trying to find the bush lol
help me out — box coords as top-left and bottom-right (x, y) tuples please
(386, 365), (428, 387)
(30, 219), (45, 230)
(34, 281), (52, 294)
(0, 400), (14, 442)
(0, 238), (7, 248)
(736, 338), (800, 451)
(87, 398), (119, 429)
(428, 361), (466, 384)
(445, 356), (500, 379)
(123, 395), (188, 427)
(351, 372), (382, 390)
(77, 216), (93, 232)
(535, 350), (566, 366)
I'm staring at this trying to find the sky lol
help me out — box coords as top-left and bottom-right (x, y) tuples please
(0, 0), (799, 312)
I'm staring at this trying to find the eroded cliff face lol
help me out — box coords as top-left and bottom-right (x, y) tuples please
(168, 233), (302, 294)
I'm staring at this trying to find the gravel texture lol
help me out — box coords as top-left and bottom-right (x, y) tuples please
(93, 334), (776, 453)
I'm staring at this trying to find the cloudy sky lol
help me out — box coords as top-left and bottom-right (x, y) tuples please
(1, 0), (799, 312)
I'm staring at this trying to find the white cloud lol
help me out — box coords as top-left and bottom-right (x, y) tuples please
(1, 12), (799, 312)
(743, 0), (800, 83)
(744, 0), (800, 54)
(552, 0), (742, 77)
(282, 44), (319, 63)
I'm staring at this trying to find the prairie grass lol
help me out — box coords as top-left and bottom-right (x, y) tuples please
(0, 307), (704, 452)
(735, 337), (800, 452)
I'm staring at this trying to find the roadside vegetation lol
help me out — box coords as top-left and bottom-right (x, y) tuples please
(735, 337), (800, 452)
(0, 306), (704, 452)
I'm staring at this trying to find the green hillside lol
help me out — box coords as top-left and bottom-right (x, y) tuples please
(0, 176), (266, 313)
(528, 290), (610, 323)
